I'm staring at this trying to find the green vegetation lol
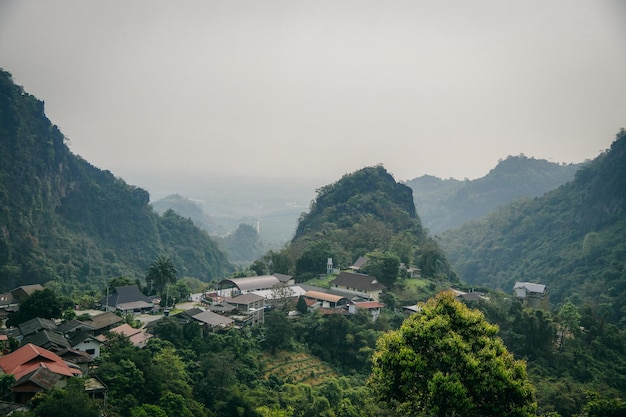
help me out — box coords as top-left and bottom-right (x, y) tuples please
(145, 255), (178, 297)
(253, 165), (455, 287)
(406, 155), (582, 234)
(218, 223), (265, 266)
(370, 292), (536, 416)
(0, 69), (233, 293)
(5, 288), (72, 327)
(441, 129), (626, 322)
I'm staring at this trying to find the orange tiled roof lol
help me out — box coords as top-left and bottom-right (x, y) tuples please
(0, 343), (82, 380)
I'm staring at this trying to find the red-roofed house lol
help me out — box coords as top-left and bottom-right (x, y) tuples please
(348, 301), (384, 321)
(109, 324), (153, 348)
(0, 343), (82, 403)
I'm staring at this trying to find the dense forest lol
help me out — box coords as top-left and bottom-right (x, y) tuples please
(0, 69), (233, 292)
(406, 155), (582, 234)
(441, 129), (626, 322)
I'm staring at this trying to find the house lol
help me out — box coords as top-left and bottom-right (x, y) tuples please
(57, 319), (96, 337)
(513, 282), (548, 308)
(250, 284), (306, 310)
(226, 293), (265, 326)
(98, 285), (155, 313)
(57, 348), (94, 374)
(348, 301), (384, 321)
(304, 291), (349, 309)
(19, 330), (71, 353)
(450, 289), (489, 303)
(191, 310), (235, 331)
(0, 292), (16, 309)
(348, 256), (369, 273)
(402, 304), (423, 315)
(0, 343), (82, 404)
(272, 273), (295, 286)
(68, 332), (103, 358)
(80, 312), (123, 334)
(10, 285), (44, 304)
(329, 272), (386, 302)
(17, 318), (58, 337)
(206, 303), (237, 315)
(108, 324), (153, 348)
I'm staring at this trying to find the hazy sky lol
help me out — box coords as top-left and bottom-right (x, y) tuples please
(1, 0), (625, 189)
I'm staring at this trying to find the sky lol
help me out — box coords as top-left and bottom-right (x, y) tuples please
(1, 0), (625, 191)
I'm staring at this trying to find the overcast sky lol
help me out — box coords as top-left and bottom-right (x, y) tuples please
(1, 0), (625, 188)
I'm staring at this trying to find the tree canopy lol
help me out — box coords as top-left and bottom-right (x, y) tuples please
(6, 288), (72, 327)
(369, 292), (536, 417)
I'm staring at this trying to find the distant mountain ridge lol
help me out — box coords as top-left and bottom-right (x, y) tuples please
(0, 69), (233, 292)
(406, 155), (582, 234)
(441, 130), (626, 321)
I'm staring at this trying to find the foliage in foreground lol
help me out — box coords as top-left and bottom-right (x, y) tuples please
(369, 292), (536, 417)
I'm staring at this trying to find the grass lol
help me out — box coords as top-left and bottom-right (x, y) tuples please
(392, 277), (438, 304)
(302, 274), (337, 289)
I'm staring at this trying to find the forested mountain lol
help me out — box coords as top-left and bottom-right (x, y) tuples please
(441, 129), (626, 322)
(217, 223), (265, 266)
(406, 155), (582, 234)
(151, 194), (219, 234)
(254, 165), (455, 281)
(0, 69), (233, 292)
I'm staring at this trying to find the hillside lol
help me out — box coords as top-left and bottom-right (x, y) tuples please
(151, 194), (222, 234)
(0, 69), (233, 292)
(256, 165), (455, 282)
(441, 129), (626, 322)
(406, 155), (582, 233)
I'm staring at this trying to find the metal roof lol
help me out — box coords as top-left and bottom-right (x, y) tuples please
(304, 291), (349, 303)
(513, 282), (546, 293)
(219, 276), (281, 291)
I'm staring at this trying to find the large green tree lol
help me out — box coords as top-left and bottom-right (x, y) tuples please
(369, 292), (536, 417)
(6, 288), (72, 327)
(146, 255), (178, 297)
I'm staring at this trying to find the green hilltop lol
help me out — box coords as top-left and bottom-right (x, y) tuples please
(0, 69), (233, 292)
(254, 165), (455, 285)
(441, 129), (626, 321)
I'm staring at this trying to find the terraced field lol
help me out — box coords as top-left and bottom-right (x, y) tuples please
(258, 351), (338, 386)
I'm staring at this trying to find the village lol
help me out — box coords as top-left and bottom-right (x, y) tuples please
(0, 250), (549, 412)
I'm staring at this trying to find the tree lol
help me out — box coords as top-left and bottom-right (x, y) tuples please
(264, 310), (293, 353)
(369, 292), (536, 417)
(107, 275), (137, 290)
(296, 296), (308, 315)
(29, 378), (101, 417)
(269, 283), (295, 311)
(556, 300), (581, 351)
(6, 288), (72, 327)
(362, 250), (400, 287)
(146, 255), (178, 297)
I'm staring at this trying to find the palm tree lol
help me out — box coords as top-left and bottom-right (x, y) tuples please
(146, 255), (178, 297)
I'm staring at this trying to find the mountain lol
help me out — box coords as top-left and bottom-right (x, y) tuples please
(0, 69), (233, 292)
(406, 155), (582, 234)
(151, 194), (226, 235)
(217, 223), (265, 266)
(441, 130), (626, 322)
(256, 165), (454, 281)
